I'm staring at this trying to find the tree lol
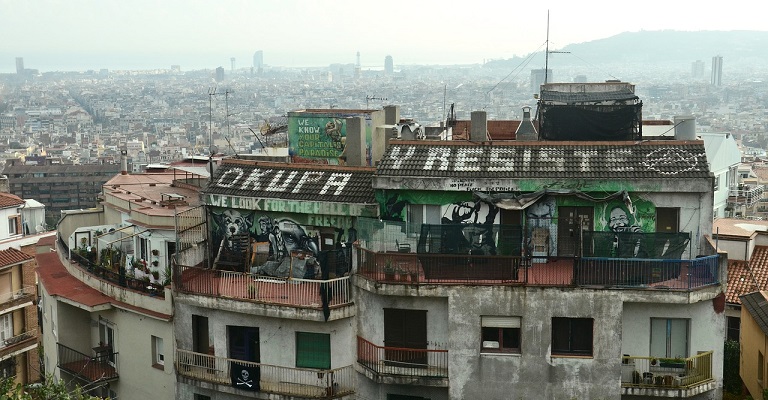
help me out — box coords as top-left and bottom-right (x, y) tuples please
(0, 375), (104, 400)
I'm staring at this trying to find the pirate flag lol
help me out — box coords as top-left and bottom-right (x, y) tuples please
(230, 362), (259, 391)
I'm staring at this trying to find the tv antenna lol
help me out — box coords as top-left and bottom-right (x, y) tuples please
(366, 95), (387, 109)
(544, 10), (570, 85)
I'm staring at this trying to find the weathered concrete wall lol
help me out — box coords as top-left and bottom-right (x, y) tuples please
(356, 289), (449, 348)
(174, 302), (356, 369)
(446, 286), (623, 399)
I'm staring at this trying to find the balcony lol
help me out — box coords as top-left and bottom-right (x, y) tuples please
(355, 218), (719, 292)
(0, 329), (37, 359)
(728, 184), (764, 207)
(62, 237), (165, 298)
(174, 265), (352, 309)
(621, 352), (715, 397)
(176, 349), (354, 398)
(356, 336), (448, 386)
(57, 343), (119, 383)
(0, 285), (35, 306)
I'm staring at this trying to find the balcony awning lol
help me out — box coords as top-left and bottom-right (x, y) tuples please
(473, 189), (631, 211)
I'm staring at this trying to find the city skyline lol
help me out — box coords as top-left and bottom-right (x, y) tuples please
(2, 0), (767, 73)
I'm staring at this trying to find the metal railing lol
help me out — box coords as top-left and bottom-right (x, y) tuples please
(57, 343), (119, 382)
(61, 237), (165, 298)
(174, 265), (352, 309)
(1, 329), (36, 349)
(574, 255), (719, 289)
(729, 184), (764, 207)
(0, 285), (35, 304)
(176, 349), (354, 398)
(356, 336), (448, 378)
(621, 351), (713, 389)
(358, 249), (524, 285)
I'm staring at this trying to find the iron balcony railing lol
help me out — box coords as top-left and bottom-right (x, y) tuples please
(176, 349), (354, 398)
(174, 264), (352, 309)
(0, 285), (35, 304)
(356, 336), (448, 379)
(729, 184), (764, 207)
(358, 248), (719, 291)
(620, 351), (713, 390)
(57, 343), (119, 383)
(60, 237), (165, 298)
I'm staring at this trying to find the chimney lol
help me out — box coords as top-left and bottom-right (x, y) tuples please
(384, 105), (400, 125)
(470, 111), (487, 142)
(120, 150), (128, 175)
(515, 106), (538, 141)
(673, 115), (696, 140)
(343, 116), (366, 166)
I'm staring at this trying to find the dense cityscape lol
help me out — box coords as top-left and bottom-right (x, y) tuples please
(1, 37), (768, 400)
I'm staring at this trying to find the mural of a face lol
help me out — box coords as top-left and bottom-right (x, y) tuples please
(526, 197), (555, 228)
(213, 209), (254, 250)
(608, 205), (641, 233)
(278, 220), (319, 255)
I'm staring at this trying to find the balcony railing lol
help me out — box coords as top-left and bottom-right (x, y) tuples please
(356, 336), (448, 379)
(174, 265), (352, 309)
(0, 329), (37, 359)
(621, 351), (714, 391)
(57, 343), (119, 383)
(359, 248), (719, 291)
(61, 237), (165, 298)
(0, 285), (35, 304)
(358, 249), (524, 285)
(176, 349), (354, 398)
(729, 184), (765, 207)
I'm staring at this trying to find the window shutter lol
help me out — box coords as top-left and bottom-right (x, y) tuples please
(481, 316), (520, 328)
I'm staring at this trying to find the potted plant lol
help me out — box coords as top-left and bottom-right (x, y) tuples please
(383, 260), (396, 280)
(152, 249), (160, 256)
(659, 357), (685, 369)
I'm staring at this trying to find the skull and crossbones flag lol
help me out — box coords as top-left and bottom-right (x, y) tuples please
(230, 362), (259, 391)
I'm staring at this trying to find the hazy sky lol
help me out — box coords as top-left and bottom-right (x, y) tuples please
(2, 0), (766, 72)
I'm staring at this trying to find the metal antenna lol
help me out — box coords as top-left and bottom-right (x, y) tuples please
(207, 86), (218, 177)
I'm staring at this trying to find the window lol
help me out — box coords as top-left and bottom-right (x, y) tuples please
(194, 395), (211, 400)
(727, 316), (740, 342)
(7, 215), (20, 236)
(551, 317), (593, 356)
(99, 319), (116, 364)
(0, 313), (13, 342)
(714, 175), (720, 191)
(760, 351), (764, 386)
(0, 358), (15, 378)
(650, 318), (688, 358)
(296, 332), (330, 369)
(481, 316), (521, 353)
(152, 336), (164, 368)
(655, 208), (679, 233)
(407, 204), (441, 233)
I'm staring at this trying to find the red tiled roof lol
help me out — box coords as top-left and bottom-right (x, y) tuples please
(0, 247), (33, 267)
(727, 246), (768, 305)
(36, 251), (171, 320)
(0, 192), (24, 208)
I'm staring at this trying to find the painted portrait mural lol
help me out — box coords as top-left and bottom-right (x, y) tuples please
(210, 207), (356, 277)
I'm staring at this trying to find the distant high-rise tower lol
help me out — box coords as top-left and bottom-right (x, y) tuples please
(253, 50), (264, 73)
(215, 66), (225, 82)
(531, 69), (552, 92)
(573, 74), (587, 83)
(230, 57), (236, 71)
(15, 57), (23, 74)
(355, 51), (361, 79)
(711, 56), (723, 86)
(692, 60), (705, 79)
(384, 55), (393, 75)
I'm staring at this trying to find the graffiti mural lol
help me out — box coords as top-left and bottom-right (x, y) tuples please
(440, 201), (500, 256)
(524, 196), (557, 258)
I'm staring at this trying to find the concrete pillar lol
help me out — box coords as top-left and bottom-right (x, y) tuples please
(344, 117), (366, 166)
(384, 105), (400, 125)
(470, 111), (487, 142)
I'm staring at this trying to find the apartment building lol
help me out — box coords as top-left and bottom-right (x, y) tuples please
(170, 83), (724, 400)
(37, 160), (204, 399)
